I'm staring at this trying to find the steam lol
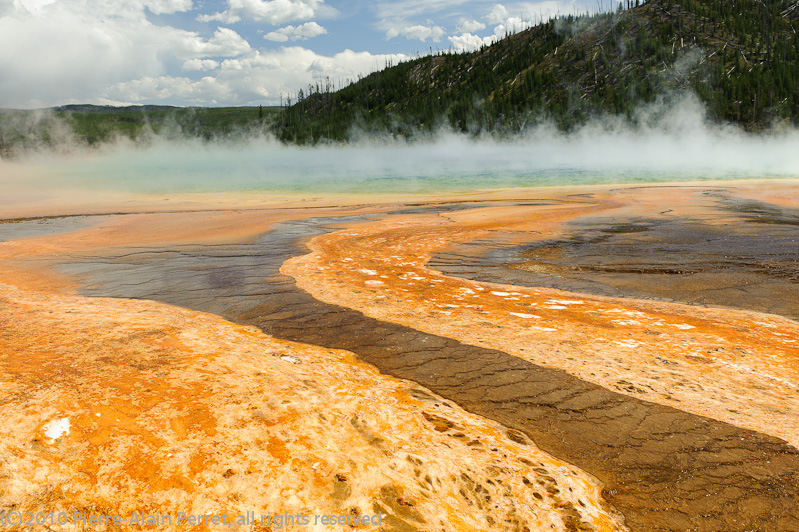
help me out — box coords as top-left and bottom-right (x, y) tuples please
(2, 95), (798, 203)
(0, 109), (79, 157)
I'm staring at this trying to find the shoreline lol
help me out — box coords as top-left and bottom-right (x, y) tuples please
(3, 176), (799, 220)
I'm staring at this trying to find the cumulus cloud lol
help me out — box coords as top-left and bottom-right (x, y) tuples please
(386, 24), (446, 42)
(456, 17), (486, 33)
(492, 16), (533, 37)
(448, 32), (495, 52)
(305, 49), (409, 79)
(372, 0), (473, 25)
(444, 3), (542, 53)
(0, 0), (256, 107)
(182, 59), (221, 71)
(482, 3), (539, 40)
(142, 0), (192, 14)
(0, 0), (14, 16)
(446, 2), (586, 54)
(105, 76), (234, 104)
(513, 1), (580, 21)
(105, 48), (411, 106)
(372, 0), (582, 50)
(486, 3), (509, 24)
(197, 0), (330, 25)
(174, 27), (251, 59)
(264, 21), (327, 42)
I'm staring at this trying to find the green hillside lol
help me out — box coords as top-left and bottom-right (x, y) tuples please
(0, 105), (280, 157)
(277, 0), (799, 143)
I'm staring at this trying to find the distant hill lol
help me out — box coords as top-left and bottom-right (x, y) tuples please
(53, 104), (182, 114)
(276, 0), (799, 143)
(0, 106), (280, 158)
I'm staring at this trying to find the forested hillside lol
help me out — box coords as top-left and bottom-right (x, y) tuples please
(0, 105), (278, 157)
(277, 0), (799, 143)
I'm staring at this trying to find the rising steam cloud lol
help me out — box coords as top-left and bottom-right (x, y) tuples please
(2, 95), (798, 204)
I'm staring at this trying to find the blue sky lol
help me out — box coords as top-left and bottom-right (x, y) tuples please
(0, 0), (611, 108)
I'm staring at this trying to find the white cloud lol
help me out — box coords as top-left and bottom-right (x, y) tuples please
(483, 3), (545, 40)
(486, 3), (509, 24)
(305, 49), (409, 79)
(182, 59), (220, 71)
(198, 0), (330, 25)
(105, 48), (411, 106)
(492, 15), (533, 37)
(12, 0), (58, 14)
(106, 76), (234, 105)
(174, 27), (251, 59)
(488, 2), (576, 27)
(143, 0), (192, 15)
(512, 1), (583, 21)
(371, 0), (586, 42)
(456, 17), (485, 33)
(0, 0), (13, 16)
(386, 24), (446, 42)
(264, 21), (327, 42)
(448, 32), (495, 52)
(0, 0), (252, 107)
(196, 11), (238, 23)
(374, 0), (571, 48)
(448, 2), (580, 54)
(373, 0), (473, 22)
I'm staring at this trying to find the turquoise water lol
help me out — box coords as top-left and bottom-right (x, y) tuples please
(6, 130), (799, 196)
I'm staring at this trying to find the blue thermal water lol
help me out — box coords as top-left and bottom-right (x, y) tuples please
(8, 131), (799, 196)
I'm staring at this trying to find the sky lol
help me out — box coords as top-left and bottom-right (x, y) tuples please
(0, 0), (614, 108)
